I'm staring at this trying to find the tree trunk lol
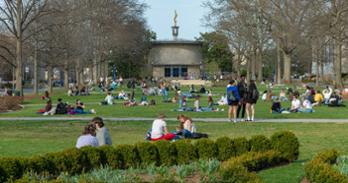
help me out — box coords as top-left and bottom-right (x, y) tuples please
(251, 49), (256, 80)
(257, 49), (263, 82)
(334, 40), (343, 88)
(64, 60), (69, 89)
(276, 43), (282, 84)
(15, 0), (23, 96)
(47, 65), (53, 95)
(33, 49), (38, 95)
(75, 64), (80, 87)
(283, 52), (291, 83)
(93, 59), (98, 83)
(315, 50), (320, 87)
(246, 59), (251, 83)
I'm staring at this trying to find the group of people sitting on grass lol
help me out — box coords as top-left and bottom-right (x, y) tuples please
(76, 117), (112, 149)
(68, 85), (90, 96)
(270, 85), (346, 114)
(146, 114), (208, 141)
(101, 91), (156, 107)
(38, 98), (96, 115)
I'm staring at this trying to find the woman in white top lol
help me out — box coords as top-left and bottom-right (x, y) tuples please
(290, 94), (301, 113)
(76, 124), (99, 149)
(104, 92), (114, 105)
(299, 99), (313, 113)
(322, 86), (333, 104)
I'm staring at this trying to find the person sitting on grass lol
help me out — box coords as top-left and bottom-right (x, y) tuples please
(299, 99), (313, 113)
(38, 100), (54, 115)
(124, 97), (137, 107)
(150, 114), (175, 141)
(55, 98), (68, 114)
(194, 95), (202, 112)
(92, 117), (112, 146)
(101, 92), (114, 105)
(76, 123), (99, 149)
(313, 90), (324, 107)
(261, 90), (267, 102)
(176, 114), (195, 138)
(289, 93), (301, 113)
(271, 97), (285, 114)
(199, 85), (206, 94)
(279, 89), (288, 102)
(69, 99), (96, 114)
(218, 94), (228, 106)
(139, 93), (149, 106)
(323, 86), (333, 104)
(328, 92), (346, 107)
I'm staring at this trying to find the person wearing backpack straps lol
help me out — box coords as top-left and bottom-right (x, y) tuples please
(245, 80), (259, 122)
(227, 80), (240, 123)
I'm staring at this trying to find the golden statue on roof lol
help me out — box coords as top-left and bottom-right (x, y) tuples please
(174, 10), (178, 27)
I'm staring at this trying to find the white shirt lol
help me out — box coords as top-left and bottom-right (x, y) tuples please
(323, 88), (333, 99)
(151, 119), (167, 139)
(76, 134), (99, 149)
(262, 93), (267, 101)
(303, 100), (312, 109)
(105, 95), (113, 105)
(194, 100), (200, 110)
(291, 99), (301, 110)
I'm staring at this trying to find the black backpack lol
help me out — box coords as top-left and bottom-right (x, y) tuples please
(252, 89), (259, 100)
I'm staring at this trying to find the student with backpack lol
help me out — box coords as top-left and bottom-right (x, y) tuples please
(245, 80), (259, 121)
(227, 80), (240, 123)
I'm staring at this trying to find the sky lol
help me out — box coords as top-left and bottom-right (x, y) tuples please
(144, 0), (210, 40)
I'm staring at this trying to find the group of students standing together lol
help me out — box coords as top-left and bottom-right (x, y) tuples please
(226, 75), (259, 123)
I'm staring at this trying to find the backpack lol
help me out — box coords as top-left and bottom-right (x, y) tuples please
(252, 89), (259, 100)
(227, 90), (237, 102)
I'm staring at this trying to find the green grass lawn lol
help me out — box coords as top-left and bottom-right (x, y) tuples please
(1, 120), (348, 182)
(1, 86), (347, 119)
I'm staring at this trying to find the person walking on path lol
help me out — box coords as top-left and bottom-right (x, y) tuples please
(237, 75), (247, 121)
(227, 80), (240, 123)
(245, 80), (259, 121)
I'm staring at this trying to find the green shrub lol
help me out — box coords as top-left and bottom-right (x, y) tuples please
(99, 146), (124, 169)
(154, 141), (177, 166)
(24, 155), (56, 175)
(173, 140), (197, 165)
(136, 142), (160, 166)
(194, 139), (217, 160)
(270, 131), (299, 162)
(80, 146), (105, 171)
(0, 158), (24, 182)
(215, 137), (235, 161)
(249, 135), (271, 152)
(51, 148), (87, 175)
(305, 149), (348, 183)
(116, 144), (140, 168)
(220, 163), (262, 183)
(233, 137), (250, 156)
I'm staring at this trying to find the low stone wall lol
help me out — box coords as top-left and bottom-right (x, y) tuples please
(171, 80), (213, 87)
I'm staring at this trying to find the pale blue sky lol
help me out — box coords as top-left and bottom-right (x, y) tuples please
(144, 0), (210, 40)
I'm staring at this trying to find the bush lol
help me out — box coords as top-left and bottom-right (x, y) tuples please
(249, 135), (271, 152)
(116, 144), (140, 168)
(0, 158), (24, 182)
(215, 137), (235, 161)
(194, 139), (218, 160)
(99, 146), (124, 169)
(154, 141), (177, 166)
(24, 155), (56, 175)
(270, 131), (299, 162)
(51, 148), (87, 175)
(80, 146), (105, 171)
(305, 149), (348, 183)
(136, 142), (160, 166)
(173, 140), (197, 165)
(220, 163), (262, 183)
(233, 137), (250, 156)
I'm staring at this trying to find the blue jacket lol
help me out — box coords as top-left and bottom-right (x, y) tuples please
(227, 85), (240, 101)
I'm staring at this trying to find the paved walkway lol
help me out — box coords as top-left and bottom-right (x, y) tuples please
(0, 117), (348, 123)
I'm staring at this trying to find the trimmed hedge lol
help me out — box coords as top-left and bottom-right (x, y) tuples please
(305, 149), (348, 183)
(270, 131), (299, 162)
(0, 131), (299, 182)
(220, 150), (287, 183)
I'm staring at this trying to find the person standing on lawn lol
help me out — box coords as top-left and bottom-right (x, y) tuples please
(150, 114), (175, 141)
(92, 117), (112, 146)
(245, 80), (259, 121)
(237, 75), (247, 121)
(227, 80), (240, 123)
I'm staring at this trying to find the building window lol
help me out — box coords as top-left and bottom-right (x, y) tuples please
(181, 67), (188, 77)
(164, 67), (171, 77)
(173, 67), (179, 77)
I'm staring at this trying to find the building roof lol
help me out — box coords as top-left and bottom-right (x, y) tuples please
(151, 39), (202, 46)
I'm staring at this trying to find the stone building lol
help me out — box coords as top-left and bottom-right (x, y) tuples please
(147, 13), (204, 79)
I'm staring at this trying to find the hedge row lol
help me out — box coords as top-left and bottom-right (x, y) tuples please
(220, 150), (288, 183)
(0, 131), (299, 182)
(305, 149), (348, 183)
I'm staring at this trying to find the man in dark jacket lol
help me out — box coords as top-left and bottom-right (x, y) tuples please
(55, 98), (67, 114)
(237, 75), (247, 121)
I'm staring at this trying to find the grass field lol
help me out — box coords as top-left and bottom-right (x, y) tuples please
(1, 85), (348, 182)
(1, 120), (348, 182)
(0, 85), (347, 119)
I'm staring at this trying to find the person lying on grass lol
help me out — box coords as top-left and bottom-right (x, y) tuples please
(76, 123), (99, 149)
(68, 99), (96, 115)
